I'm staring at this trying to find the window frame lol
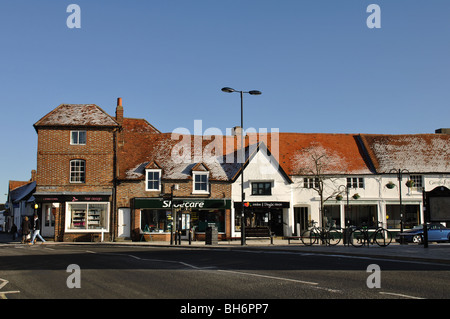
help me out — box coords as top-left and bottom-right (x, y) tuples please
(347, 177), (365, 189)
(251, 182), (272, 196)
(70, 130), (87, 145)
(145, 169), (162, 192)
(70, 159), (86, 183)
(193, 172), (209, 194)
(65, 202), (110, 233)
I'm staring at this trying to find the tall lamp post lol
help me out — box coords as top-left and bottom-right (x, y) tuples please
(221, 87), (262, 246)
(389, 168), (409, 244)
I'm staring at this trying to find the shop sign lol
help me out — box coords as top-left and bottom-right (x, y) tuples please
(134, 198), (231, 209)
(36, 195), (111, 203)
(234, 201), (290, 209)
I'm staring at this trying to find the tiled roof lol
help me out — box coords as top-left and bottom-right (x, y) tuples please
(34, 104), (119, 128)
(249, 133), (374, 175)
(360, 134), (450, 173)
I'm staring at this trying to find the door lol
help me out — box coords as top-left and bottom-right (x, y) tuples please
(118, 208), (131, 238)
(294, 207), (308, 236)
(42, 204), (56, 237)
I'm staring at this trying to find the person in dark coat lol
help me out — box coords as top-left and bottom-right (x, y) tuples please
(10, 223), (18, 241)
(31, 214), (46, 244)
(21, 216), (31, 244)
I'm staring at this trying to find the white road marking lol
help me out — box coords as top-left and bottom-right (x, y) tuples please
(379, 292), (425, 299)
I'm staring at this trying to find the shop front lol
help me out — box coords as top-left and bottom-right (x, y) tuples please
(233, 201), (290, 236)
(34, 193), (112, 242)
(132, 198), (231, 241)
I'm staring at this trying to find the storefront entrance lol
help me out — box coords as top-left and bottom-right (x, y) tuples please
(235, 202), (289, 236)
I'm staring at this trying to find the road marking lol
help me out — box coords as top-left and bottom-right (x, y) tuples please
(379, 292), (425, 299)
(218, 269), (342, 293)
(0, 279), (20, 299)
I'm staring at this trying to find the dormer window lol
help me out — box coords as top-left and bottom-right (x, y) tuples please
(145, 169), (161, 191)
(71, 131), (86, 145)
(193, 172), (209, 194)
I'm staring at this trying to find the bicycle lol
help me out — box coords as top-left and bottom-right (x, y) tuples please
(300, 220), (342, 246)
(348, 222), (392, 247)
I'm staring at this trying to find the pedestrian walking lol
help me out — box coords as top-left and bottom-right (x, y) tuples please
(31, 214), (46, 244)
(21, 216), (31, 244)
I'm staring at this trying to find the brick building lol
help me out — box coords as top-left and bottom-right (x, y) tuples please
(33, 102), (122, 241)
(31, 98), (450, 242)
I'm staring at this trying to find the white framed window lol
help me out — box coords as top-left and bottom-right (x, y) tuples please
(145, 169), (161, 191)
(193, 172), (209, 194)
(70, 131), (86, 145)
(409, 175), (423, 190)
(347, 177), (364, 189)
(303, 178), (319, 189)
(65, 202), (109, 232)
(70, 159), (85, 183)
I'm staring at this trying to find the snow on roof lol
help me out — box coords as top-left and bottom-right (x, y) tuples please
(360, 134), (450, 173)
(34, 104), (118, 127)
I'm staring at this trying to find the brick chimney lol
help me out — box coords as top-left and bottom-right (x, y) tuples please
(31, 169), (36, 182)
(115, 97), (124, 125)
(435, 128), (450, 134)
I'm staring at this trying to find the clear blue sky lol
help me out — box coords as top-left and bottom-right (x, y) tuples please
(1, 0), (449, 203)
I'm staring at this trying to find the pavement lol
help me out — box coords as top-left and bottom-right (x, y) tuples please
(1, 232), (449, 264)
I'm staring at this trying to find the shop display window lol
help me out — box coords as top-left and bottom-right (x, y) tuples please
(67, 202), (109, 231)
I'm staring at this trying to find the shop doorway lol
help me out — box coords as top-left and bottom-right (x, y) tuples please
(246, 208), (284, 236)
(41, 204), (55, 238)
(294, 207), (308, 236)
(118, 208), (130, 238)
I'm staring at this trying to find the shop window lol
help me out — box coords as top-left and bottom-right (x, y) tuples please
(66, 202), (109, 231)
(70, 130), (86, 145)
(345, 205), (377, 228)
(251, 182), (272, 195)
(70, 159), (85, 183)
(385, 204), (420, 229)
(145, 169), (161, 191)
(141, 209), (170, 233)
(193, 172), (209, 194)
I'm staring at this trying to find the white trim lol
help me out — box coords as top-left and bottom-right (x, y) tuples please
(65, 201), (110, 233)
(192, 171), (210, 194)
(145, 169), (162, 192)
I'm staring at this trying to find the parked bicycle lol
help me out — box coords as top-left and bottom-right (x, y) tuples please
(348, 222), (392, 247)
(300, 220), (342, 246)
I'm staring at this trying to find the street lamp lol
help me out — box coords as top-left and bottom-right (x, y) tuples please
(389, 168), (409, 244)
(221, 87), (262, 246)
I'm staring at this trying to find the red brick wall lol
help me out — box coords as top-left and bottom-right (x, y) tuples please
(36, 127), (115, 192)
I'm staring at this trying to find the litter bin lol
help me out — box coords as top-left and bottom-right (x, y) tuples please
(205, 224), (218, 245)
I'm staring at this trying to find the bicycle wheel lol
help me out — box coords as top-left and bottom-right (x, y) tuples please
(373, 228), (392, 247)
(349, 228), (365, 247)
(301, 229), (319, 246)
(326, 229), (342, 246)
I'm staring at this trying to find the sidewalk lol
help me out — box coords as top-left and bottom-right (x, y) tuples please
(1, 232), (449, 264)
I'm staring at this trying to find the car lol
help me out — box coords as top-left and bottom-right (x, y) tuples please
(396, 223), (450, 244)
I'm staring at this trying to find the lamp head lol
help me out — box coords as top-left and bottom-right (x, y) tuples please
(221, 87), (235, 93)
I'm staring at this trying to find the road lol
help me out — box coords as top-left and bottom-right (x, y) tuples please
(1, 243), (449, 301)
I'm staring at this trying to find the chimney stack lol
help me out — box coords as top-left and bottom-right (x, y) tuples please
(435, 128), (450, 134)
(232, 126), (242, 137)
(116, 97), (124, 125)
(31, 170), (36, 182)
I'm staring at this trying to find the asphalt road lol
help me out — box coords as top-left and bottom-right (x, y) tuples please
(1, 243), (449, 301)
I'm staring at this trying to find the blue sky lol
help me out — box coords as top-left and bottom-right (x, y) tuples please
(1, 0), (449, 203)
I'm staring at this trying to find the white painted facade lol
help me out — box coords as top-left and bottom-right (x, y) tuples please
(231, 146), (450, 237)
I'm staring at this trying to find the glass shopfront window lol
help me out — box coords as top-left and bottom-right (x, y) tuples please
(385, 204), (420, 229)
(66, 202), (109, 231)
(141, 209), (171, 233)
(345, 205), (378, 228)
